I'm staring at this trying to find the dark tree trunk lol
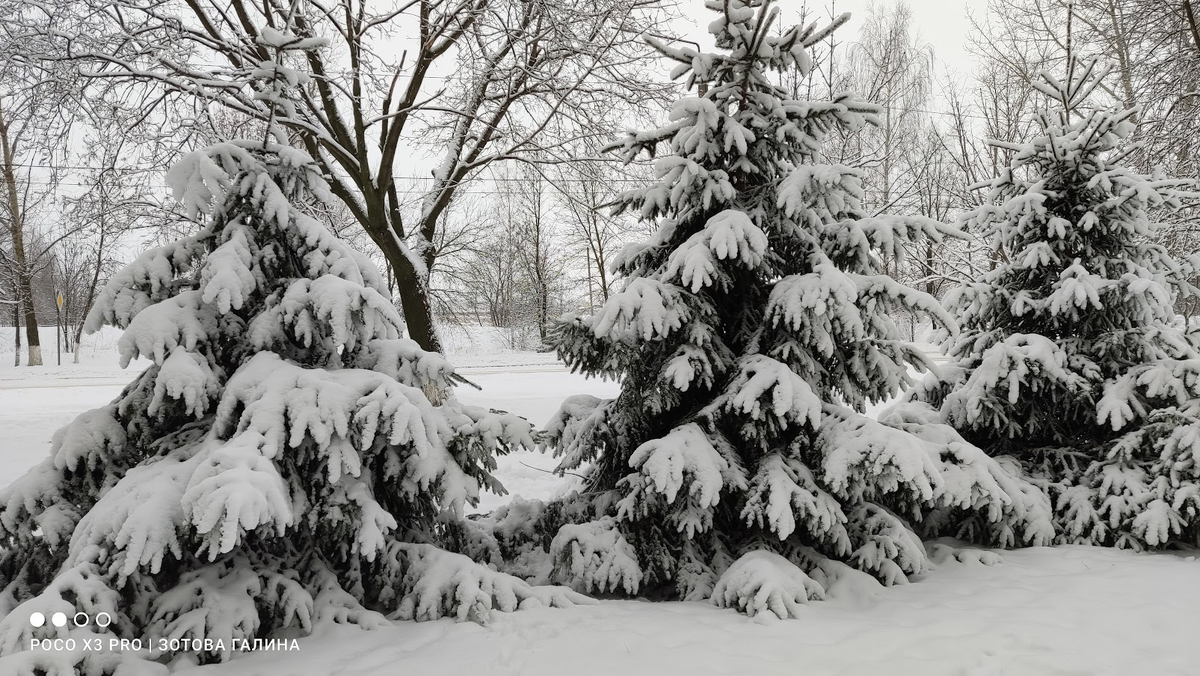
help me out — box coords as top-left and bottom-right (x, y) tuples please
(0, 100), (42, 366)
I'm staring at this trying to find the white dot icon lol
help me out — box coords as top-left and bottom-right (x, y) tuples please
(51, 612), (67, 628)
(29, 612), (45, 628)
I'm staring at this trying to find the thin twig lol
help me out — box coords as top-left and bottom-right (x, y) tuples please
(519, 460), (587, 480)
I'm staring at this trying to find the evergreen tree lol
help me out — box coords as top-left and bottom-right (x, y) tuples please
(527, 0), (1052, 618)
(0, 140), (585, 674)
(903, 58), (1200, 549)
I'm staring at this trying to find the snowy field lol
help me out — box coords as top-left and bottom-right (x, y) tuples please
(1, 328), (1198, 675)
(165, 545), (1197, 676)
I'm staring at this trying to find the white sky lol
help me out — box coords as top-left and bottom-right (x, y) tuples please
(843, 0), (986, 74)
(676, 0), (988, 84)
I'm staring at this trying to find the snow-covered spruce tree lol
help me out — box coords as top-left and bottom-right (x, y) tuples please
(0, 142), (585, 674)
(486, 0), (1055, 619)
(897, 58), (1200, 550)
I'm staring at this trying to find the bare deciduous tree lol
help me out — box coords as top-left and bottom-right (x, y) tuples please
(830, 0), (933, 216)
(461, 226), (521, 329)
(0, 48), (74, 366)
(27, 0), (675, 353)
(501, 164), (564, 346)
(55, 134), (146, 361)
(554, 160), (638, 312)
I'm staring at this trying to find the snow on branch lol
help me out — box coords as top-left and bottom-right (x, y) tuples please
(741, 452), (851, 552)
(715, 355), (822, 431)
(711, 550), (825, 621)
(550, 518), (643, 595)
(617, 423), (748, 537)
(592, 278), (692, 343)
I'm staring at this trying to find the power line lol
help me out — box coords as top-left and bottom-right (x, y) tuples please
(7, 173), (931, 202)
(9, 163), (663, 178)
(31, 52), (998, 124)
(7, 153), (980, 177)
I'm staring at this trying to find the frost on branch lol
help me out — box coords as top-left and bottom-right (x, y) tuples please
(818, 410), (941, 503)
(357, 337), (465, 392)
(543, 394), (612, 471)
(67, 448), (197, 582)
(0, 142), (557, 671)
(718, 356), (822, 432)
(1055, 405), (1200, 549)
(663, 209), (768, 292)
(846, 504), (929, 585)
(536, 0), (1040, 611)
(913, 57), (1200, 549)
(83, 235), (210, 333)
(145, 556), (265, 662)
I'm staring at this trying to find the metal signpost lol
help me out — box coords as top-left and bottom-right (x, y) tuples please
(55, 290), (64, 366)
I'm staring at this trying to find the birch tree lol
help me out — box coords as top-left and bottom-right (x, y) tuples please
(830, 0), (932, 216)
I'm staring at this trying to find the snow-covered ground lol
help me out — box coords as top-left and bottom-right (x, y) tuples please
(1, 330), (1197, 675)
(167, 545), (1197, 676)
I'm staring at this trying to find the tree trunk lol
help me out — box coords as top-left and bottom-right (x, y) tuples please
(1102, 0), (1137, 120)
(12, 304), (19, 367)
(596, 239), (609, 303)
(0, 99), (41, 366)
(18, 277), (39, 366)
(538, 283), (549, 345)
(925, 241), (936, 296)
(73, 223), (108, 363)
(353, 189), (443, 354)
(1185, 0), (1200, 56)
(534, 244), (547, 346)
(585, 247), (594, 313)
(392, 260), (442, 353)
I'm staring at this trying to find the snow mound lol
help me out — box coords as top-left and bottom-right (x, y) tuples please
(710, 550), (825, 621)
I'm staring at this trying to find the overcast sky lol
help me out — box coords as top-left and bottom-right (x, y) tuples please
(678, 0), (989, 83)
(863, 0), (986, 71)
